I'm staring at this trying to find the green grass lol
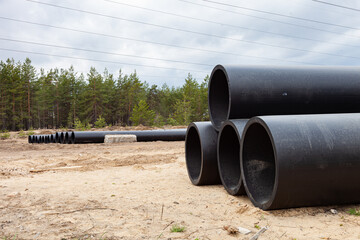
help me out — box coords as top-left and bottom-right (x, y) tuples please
(26, 131), (35, 136)
(2, 234), (17, 240)
(0, 132), (10, 140)
(170, 225), (185, 233)
(254, 224), (261, 229)
(348, 208), (360, 216)
(18, 130), (27, 138)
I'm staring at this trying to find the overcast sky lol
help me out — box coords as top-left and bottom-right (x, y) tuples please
(1, 0), (360, 86)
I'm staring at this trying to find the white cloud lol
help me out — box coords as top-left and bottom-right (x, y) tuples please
(1, 0), (360, 86)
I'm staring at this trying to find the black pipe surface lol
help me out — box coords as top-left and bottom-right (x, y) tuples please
(185, 122), (221, 185)
(50, 134), (56, 143)
(55, 132), (61, 143)
(60, 132), (66, 144)
(71, 129), (186, 144)
(208, 65), (360, 130)
(217, 119), (248, 195)
(28, 135), (33, 144)
(44, 135), (49, 144)
(241, 113), (360, 210)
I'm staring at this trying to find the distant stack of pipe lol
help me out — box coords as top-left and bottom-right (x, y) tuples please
(185, 65), (360, 210)
(29, 129), (186, 144)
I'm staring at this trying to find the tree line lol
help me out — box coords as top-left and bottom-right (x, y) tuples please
(0, 58), (209, 131)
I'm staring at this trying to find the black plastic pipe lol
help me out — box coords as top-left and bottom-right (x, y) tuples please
(241, 113), (360, 210)
(28, 135), (33, 143)
(208, 65), (360, 131)
(185, 122), (221, 185)
(70, 129), (186, 144)
(55, 132), (61, 143)
(50, 134), (56, 143)
(44, 135), (50, 144)
(60, 132), (66, 144)
(217, 119), (248, 195)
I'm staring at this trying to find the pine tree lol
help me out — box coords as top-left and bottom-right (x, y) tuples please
(130, 100), (155, 126)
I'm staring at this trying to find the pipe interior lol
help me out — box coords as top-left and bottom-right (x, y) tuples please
(60, 133), (64, 143)
(242, 123), (275, 205)
(70, 132), (75, 144)
(65, 132), (69, 144)
(185, 127), (202, 182)
(218, 124), (240, 191)
(209, 69), (229, 129)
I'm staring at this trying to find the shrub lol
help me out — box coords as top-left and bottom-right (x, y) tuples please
(95, 115), (107, 128)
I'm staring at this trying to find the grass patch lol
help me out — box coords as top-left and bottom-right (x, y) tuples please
(170, 225), (185, 233)
(2, 235), (17, 240)
(348, 208), (360, 216)
(18, 130), (27, 138)
(0, 132), (10, 140)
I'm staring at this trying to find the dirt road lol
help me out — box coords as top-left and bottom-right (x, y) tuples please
(1, 134), (360, 239)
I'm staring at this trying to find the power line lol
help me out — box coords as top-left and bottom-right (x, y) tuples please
(104, 0), (359, 48)
(0, 16), (316, 65)
(0, 37), (213, 67)
(22, 1), (360, 60)
(312, 0), (360, 12)
(201, 0), (360, 31)
(0, 47), (209, 73)
(177, 0), (360, 40)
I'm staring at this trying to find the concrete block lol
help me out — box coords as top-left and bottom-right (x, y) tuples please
(104, 134), (137, 143)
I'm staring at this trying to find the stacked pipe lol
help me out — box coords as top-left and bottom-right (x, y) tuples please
(29, 129), (186, 144)
(185, 65), (360, 210)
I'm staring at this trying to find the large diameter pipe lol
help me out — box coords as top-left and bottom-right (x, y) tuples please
(28, 135), (33, 143)
(185, 122), (221, 185)
(71, 129), (186, 144)
(217, 119), (248, 195)
(241, 113), (360, 210)
(208, 65), (360, 131)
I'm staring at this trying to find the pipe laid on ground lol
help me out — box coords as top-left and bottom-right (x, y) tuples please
(28, 135), (33, 144)
(50, 134), (56, 143)
(67, 132), (74, 144)
(44, 135), (49, 144)
(241, 113), (360, 210)
(208, 65), (360, 131)
(217, 119), (248, 195)
(70, 129), (186, 144)
(60, 132), (66, 144)
(55, 132), (61, 143)
(185, 122), (221, 186)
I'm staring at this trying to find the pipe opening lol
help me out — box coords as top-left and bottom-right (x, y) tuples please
(69, 132), (75, 144)
(55, 133), (60, 143)
(209, 68), (229, 130)
(242, 123), (275, 205)
(65, 132), (69, 144)
(28, 135), (32, 143)
(185, 126), (202, 183)
(218, 124), (240, 192)
(60, 132), (64, 144)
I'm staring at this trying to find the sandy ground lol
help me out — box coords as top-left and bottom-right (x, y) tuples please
(1, 131), (360, 240)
